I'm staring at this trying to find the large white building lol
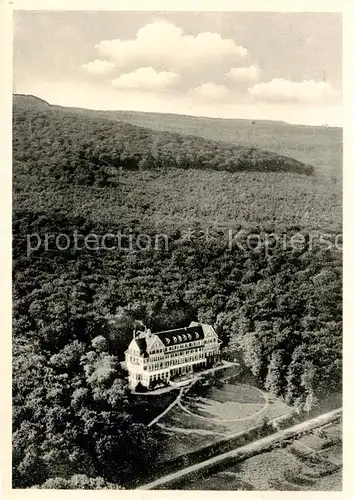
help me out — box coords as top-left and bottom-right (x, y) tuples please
(125, 321), (221, 390)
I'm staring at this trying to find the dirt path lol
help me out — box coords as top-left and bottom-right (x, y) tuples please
(147, 387), (184, 428)
(137, 407), (342, 490)
(156, 422), (225, 436)
(147, 376), (201, 427)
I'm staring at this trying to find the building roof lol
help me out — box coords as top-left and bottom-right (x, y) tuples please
(131, 324), (206, 355)
(155, 325), (204, 346)
(133, 337), (149, 357)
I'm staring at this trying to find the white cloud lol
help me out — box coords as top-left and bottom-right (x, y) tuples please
(227, 65), (260, 81)
(191, 82), (229, 101)
(111, 67), (180, 91)
(95, 20), (247, 70)
(81, 59), (115, 75)
(248, 78), (339, 103)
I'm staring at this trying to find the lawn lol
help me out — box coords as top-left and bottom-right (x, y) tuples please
(156, 380), (291, 461)
(205, 384), (265, 404)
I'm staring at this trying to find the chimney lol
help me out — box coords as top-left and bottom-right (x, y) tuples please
(146, 328), (152, 337)
(133, 329), (136, 339)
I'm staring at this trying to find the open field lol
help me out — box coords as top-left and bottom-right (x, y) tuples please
(156, 379), (291, 461)
(179, 421), (342, 491)
(180, 384), (268, 422)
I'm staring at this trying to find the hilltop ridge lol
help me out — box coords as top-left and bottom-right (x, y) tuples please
(13, 93), (51, 108)
(13, 93), (341, 177)
(13, 94), (314, 178)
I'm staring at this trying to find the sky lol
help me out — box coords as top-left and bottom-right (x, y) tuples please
(13, 11), (342, 126)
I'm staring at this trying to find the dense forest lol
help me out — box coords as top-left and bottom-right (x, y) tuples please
(13, 106), (314, 183)
(12, 98), (342, 488)
(14, 94), (341, 179)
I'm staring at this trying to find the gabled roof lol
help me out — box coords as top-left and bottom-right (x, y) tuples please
(155, 325), (204, 346)
(146, 334), (164, 352)
(129, 323), (209, 355)
(132, 337), (149, 357)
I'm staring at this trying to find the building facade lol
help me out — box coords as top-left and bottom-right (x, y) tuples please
(125, 321), (221, 390)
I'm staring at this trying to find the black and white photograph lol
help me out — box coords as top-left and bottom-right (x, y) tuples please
(5, 3), (346, 493)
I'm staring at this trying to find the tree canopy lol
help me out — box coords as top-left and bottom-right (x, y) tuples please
(12, 100), (341, 488)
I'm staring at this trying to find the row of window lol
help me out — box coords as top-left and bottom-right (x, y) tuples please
(167, 348), (202, 357)
(130, 340), (208, 359)
(144, 347), (205, 363)
(127, 356), (141, 364)
(150, 345), (205, 359)
(144, 354), (206, 371)
(127, 345), (219, 365)
(130, 371), (170, 383)
(150, 372), (169, 381)
(148, 355), (165, 361)
(165, 340), (204, 351)
(150, 348), (164, 355)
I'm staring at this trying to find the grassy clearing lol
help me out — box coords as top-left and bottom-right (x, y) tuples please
(179, 383), (290, 429)
(182, 397), (264, 421)
(156, 381), (291, 461)
(159, 404), (228, 433)
(205, 384), (264, 404)
(294, 434), (325, 451)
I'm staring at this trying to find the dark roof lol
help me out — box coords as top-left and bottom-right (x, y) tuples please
(133, 338), (149, 357)
(155, 325), (204, 346)
(132, 325), (205, 355)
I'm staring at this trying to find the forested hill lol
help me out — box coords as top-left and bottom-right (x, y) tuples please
(12, 93), (342, 489)
(13, 93), (51, 109)
(13, 94), (314, 181)
(81, 110), (341, 179)
(14, 93), (342, 179)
